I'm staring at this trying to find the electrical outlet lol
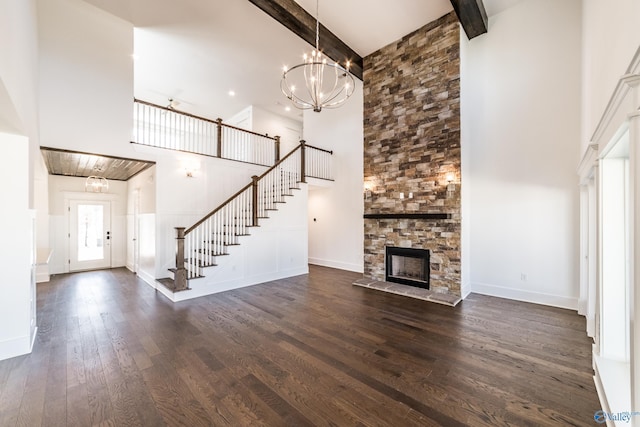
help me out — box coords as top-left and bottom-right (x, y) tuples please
(521, 273), (527, 281)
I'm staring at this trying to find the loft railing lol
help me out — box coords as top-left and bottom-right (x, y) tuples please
(172, 142), (310, 290)
(132, 99), (280, 167)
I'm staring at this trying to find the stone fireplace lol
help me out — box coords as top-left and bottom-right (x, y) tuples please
(363, 12), (461, 297)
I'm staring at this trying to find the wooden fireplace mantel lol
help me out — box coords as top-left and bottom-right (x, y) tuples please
(363, 213), (452, 220)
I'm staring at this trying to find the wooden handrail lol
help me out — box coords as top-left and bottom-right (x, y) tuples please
(256, 143), (302, 180)
(219, 121), (278, 140)
(185, 181), (253, 234)
(133, 98), (278, 141)
(305, 144), (333, 155)
(184, 142), (303, 235)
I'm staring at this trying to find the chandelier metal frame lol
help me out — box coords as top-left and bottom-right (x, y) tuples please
(85, 175), (109, 193)
(280, 0), (355, 112)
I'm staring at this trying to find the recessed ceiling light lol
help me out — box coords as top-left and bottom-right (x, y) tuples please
(228, 90), (235, 97)
(285, 106), (291, 112)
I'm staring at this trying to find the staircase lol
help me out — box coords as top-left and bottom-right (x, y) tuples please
(131, 99), (333, 300)
(156, 141), (314, 298)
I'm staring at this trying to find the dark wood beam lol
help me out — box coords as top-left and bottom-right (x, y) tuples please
(248, 0), (363, 80)
(449, 0), (488, 40)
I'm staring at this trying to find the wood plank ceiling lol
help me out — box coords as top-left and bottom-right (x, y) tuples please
(41, 147), (155, 181)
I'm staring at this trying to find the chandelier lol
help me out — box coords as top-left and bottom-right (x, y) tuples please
(281, 0), (355, 112)
(85, 176), (109, 193)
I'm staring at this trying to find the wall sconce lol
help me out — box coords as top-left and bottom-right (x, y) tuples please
(183, 160), (200, 178)
(446, 173), (456, 198)
(364, 182), (373, 199)
(399, 192), (414, 200)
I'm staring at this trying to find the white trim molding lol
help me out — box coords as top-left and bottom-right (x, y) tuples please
(471, 282), (578, 310)
(308, 257), (364, 273)
(578, 143), (599, 184)
(584, 44), (640, 423)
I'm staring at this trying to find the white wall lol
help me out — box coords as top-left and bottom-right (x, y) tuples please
(0, 134), (35, 360)
(0, 0), (38, 141)
(48, 175), (128, 274)
(581, 0), (640, 153)
(304, 81), (364, 273)
(33, 154), (50, 282)
(461, 0), (583, 309)
(126, 165), (156, 282)
(37, 0), (139, 160)
(226, 105), (303, 155)
(0, 0), (39, 361)
(251, 106), (303, 154)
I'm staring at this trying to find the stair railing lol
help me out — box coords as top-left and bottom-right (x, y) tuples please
(305, 143), (333, 180)
(132, 99), (280, 167)
(173, 141), (311, 290)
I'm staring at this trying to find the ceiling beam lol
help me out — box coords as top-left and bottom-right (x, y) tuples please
(248, 0), (364, 80)
(449, 0), (488, 40)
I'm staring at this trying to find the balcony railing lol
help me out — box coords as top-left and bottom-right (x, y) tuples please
(132, 99), (280, 167)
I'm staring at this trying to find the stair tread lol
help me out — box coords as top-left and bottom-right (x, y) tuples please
(195, 250), (230, 256)
(168, 268), (204, 280)
(157, 277), (192, 292)
(184, 260), (218, 268)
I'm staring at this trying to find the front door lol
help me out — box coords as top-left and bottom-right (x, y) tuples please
(70, 200), (111, 271)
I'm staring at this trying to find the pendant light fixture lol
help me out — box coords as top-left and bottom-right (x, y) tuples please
(281, 0), (355, 112)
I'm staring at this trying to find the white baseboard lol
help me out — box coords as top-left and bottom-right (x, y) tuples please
(461, 287), (472, 300)
(578, 298), (587, 316)
(308, 257), (363, 273)
(471, 282), (578, 310)
(0, 334), (33, 361)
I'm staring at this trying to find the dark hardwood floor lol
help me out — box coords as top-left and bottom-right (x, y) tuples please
(0, 266), (600, 426)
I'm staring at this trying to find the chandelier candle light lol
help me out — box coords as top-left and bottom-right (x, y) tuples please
(281, 0), (355, 112)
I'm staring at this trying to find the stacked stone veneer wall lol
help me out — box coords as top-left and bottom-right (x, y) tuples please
(363, 12), (461, 295)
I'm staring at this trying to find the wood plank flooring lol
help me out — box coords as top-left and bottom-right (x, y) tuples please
(0, 266), (600, 426)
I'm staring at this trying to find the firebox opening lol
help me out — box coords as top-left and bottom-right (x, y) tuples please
(385, 246), (430, 289)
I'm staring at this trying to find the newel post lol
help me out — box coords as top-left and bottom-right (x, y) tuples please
(216, 118), (223, 158)
(251, 175), (259, 227)
(174, 227), (187, 291)
(274, 136), (281, 163)
(300, 139), (306, 183)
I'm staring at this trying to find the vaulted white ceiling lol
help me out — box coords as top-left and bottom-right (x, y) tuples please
(83, 0), (525, 123)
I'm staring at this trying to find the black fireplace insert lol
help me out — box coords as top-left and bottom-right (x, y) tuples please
(385, 246), (430, 289)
